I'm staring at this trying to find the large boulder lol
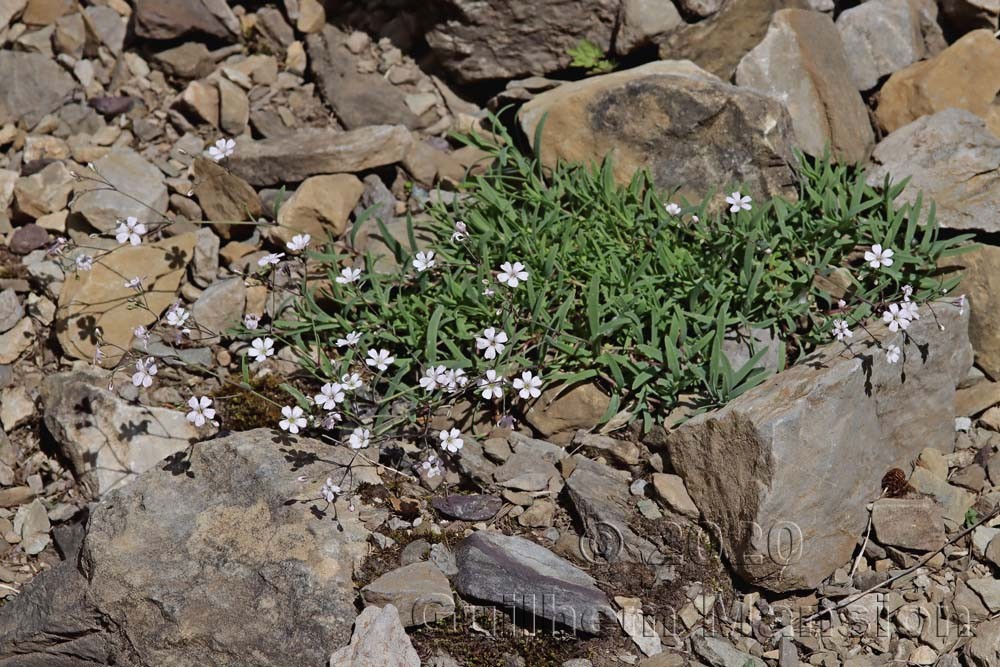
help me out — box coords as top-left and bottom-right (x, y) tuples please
(425, 0), (618, 83)
(0, 50), (77, 127)
(866, 108), (1000, 234)
(666, 302), (971, 592)
(835, 0), (928, 92)
(518, 60), (797, 202)
(875, 29), (1000, 138)
(735, 9), (874, 164)
(0, 429), (378, 667)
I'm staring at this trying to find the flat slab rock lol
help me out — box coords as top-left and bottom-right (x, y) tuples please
(431, 493), (503, 521)
(0, 429), (379, 667)
(453, 531), (614, 634)
(667, 302), (971, 592)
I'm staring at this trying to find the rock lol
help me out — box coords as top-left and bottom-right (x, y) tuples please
(652, 473), (699, 518)
(306, 26), (420, 130)
(285, 40), (307, 75)
(0, 289), (23, 334)
(153, 42), (214, 79)
(940, 0), (999, 32)
(940, 245), (1000, 376)
(692, 635), (764, 667)
(228, 126), (413, 187)
(875, 30), (1000, 138)
(0, 318), (34, 364)
(617, 0), (683, 53)
(969, 578), (1000, 612)
(0, 429), (374, 666)
(431, 494), (503, 522)
(71, 148), (169, 232)
(0, 51), (77, 127)
(0, 385), (33, 432)
(966, 618), (1000, 667)
(272, 174), (364, 245)
(217, 78), (249, 135)
(667, 303), (970, 592)
(191, 277), (245, 339)
(835, 0), (926, 91)
(56, 233), (196, 366)
(916, 447), (948, 479)
(986, 534), (1000, 567)
(0, 0), (27, 30)
(907, 467), (976, 528)
(13, 499), (49, 555)
(9, 223), (49, 254)
(361, 562), (455, 627)
(868, 109), (1000, 234)
(735, 9), (874, 163)
(676, 0), (724, 18)
(84, 5), (126, 53)
(871, 498), (945, 551)
(658, 0), (808, 81)
(297, 0), (324, 33)
(13, 161), (74, 219)
(192, 157), (263, 239)
(565, 455), (659, 563)
(521, 381), (611, 445)
(453, 531), (614, 634)
(191, 227), (220, 286)
(41, 370), (205, 496)
(519, 60), (797, 204)
(256, 6), (294, 50)
(518, 500), (557, 527)
(425, 0), (618, 83)
(179, 79), (219, 127)
(494, 451), (559, 491)
(572, 431), (640, 466)
(132, 0), (239, 41)
(328, 605), (420, 667)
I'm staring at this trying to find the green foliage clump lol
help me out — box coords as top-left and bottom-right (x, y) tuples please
(276, 121), (968, 431)
(567, 39), (616, 74)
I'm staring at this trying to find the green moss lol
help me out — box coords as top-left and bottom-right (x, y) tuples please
(211, 374), (287, 431)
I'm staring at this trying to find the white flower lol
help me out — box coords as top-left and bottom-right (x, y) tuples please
(186, 396), (216, 427)
(244, 314), (260, 330)
(478, 369), (505, 400)
(115, 217), (146, 246)
(131, 356), (157, 388)
(725, 192), (752, 213)
(483, 286), (495, 298)
(365, 348), (395, 371)
(420, 365), (448, 392)
(451, 221), (468, 242)
(476, 327), (508, 360)
(443, 368), (468, 392)
(165, 304), (189, 329)
(248, 336), (275, 363)
(413, 250), (436, 273)
(886, 344), (901, 364)
(512, 370), (542, 400)
(422, 457), (442, 478)
(336, 267), (362, 284)
(349, 427), (371, 450)
(320, 477), (341, 503)
(341, 372), (363, 391)
(864, 244), (894, 269)
(881, 303), (911, 333)
(258, 252), (284, 267)
(691, 215), (699, 223)
(207, 137), (236, 161)
(337, 331), (361, 347)
(286, 234), (311, 252)
(124, 276), (143, 290)
(314, 382), (346, 410)
(279, 405), (307, 433)
(321, 412), (343, 429)
(832, 319), (853, 342)
(955, 294), (966, 315)
(901, 300), (920, 321)
(439, 428), (464, 453)
(665, 202), (682, 216)
(133, 325), (150, 349)
(902, 284), (914, 301)
(75, 254), (94, 271)
(497, 261), (529, 288)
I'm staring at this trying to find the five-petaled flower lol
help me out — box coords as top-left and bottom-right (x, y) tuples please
(832, 319), (852, 342)
(244, 314), (260, 330)
(864, 244), (894, 269)
(341, 372), (363, 391)
(320, 477), (341, 503)
(207, 138), (236, 161)
(337, 331), (361, 347)
(420, 365), (448, 392)
(75, 255), (93, 271)
(279, 405), (307, 433)
(413, 251), (436, 273)
(336, 267), (362, 284)
(725, 192), (752, 213)
(248, 336), (275, 362)
(886, 344), (902, 364)
(422, 455), (442, 478)
(497, 261), (528, 288)
(115, 217), (146, 246)
(439, 428), (464, 453)
(882, 303), (911, 333)
(443, 368), (467, 392)
(165, 304), (189, 329)
(476, 327), (508, 360)
(132, 356), (157, 388)
(287, 234), (310, 252)
(349, 427), (371, 449)
(665, 202), (682, 216)
(186, 396), (216, 427)
(314, 382), (346, 410)
(478, 369), (505, 400)
(512, 370), (543, 400)
(258, 252), (284, 267)
(365, 348), (395, 371)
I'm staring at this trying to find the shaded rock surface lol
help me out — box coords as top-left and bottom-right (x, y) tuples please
(667, 303), (971, 591)
(519, 60), (797, 203)
(132, 0), (239, 41)
(941, 244), (1000, 379)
